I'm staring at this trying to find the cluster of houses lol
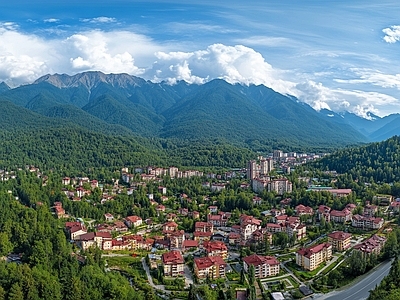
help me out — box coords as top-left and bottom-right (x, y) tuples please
(296, 231), (387, 271)
(55, 161), (394, 283)
(316, 202), (385, 230)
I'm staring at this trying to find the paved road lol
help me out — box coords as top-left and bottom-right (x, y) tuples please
(314, 259), (392, 300)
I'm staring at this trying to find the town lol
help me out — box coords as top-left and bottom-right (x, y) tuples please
(1, 150), (398, 300)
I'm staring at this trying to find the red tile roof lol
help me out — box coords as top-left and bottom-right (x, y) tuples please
(242, 254), (279, 267)
(162, 250), (184, 264)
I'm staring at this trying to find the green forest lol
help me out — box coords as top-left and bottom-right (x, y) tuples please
(0, 172), (156, 300)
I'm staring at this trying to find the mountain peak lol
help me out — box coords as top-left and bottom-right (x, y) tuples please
(34, 71), (145, 90)
(365, 111), (380, 121)
(0, 81), (11, 92)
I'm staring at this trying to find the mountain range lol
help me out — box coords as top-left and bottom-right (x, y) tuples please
(0, 71), (398, 151)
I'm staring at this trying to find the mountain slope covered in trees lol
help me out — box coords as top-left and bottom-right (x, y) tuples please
(0, 71), (369, 150)
(310, 135), (400, 183)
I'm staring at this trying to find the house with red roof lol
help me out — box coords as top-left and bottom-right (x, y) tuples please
(240, 214), (262, 240)
(182, 240), (199, 252)
(195, 221), (214, 233)
(162, 250), (184, 277)
(194, 231), (213, 244)
(194, 256), (227, 279)
(296, 242), (332, 271)
(330, 209), (352, 223)
(203, 240), (228, 259)
(353, 235), (386, 256)
(76, 232), (112, 250)
(351, 215), (384, 230)
(124, 215), (143, 228)
(242, 254), (280, 278)
(295, 204), (314, 216)
(328, 231), (351, 252)
(317, 205), (331, 222)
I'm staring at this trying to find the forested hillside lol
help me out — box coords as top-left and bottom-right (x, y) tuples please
(310, 135), (400, 183)
(0, 71), (369, 150)
(0, 171), (154, 300)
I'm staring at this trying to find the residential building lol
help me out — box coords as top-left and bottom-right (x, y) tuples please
(351, 215), (384, 230)
(328, 231), (351, 252)
(317, 205), (331, 222)
(353, 235), (386, 256)
(194, 256), (227, 279)
(195, 221), (214, 233)
(242, 254), (280, 278)
(268, 179), (292, 195)
(124, 216), (143, 228)
(247, 160), (258, 180)
(330, 209), (352, 223)
(77, 232), (112, 250)
(240, 214), (262, 240)
(203, 240), (228, 259)
(295, 204), (313, 216)
(162, 250), (184, 277)
(296, 243), (332, 271)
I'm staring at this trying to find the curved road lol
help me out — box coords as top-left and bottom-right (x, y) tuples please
(315, 259), (392, 300)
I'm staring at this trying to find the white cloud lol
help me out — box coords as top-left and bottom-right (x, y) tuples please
(44, 18), (60, 23)
(335, 68), (400, 90)
(296, 80), (398, 118)
(235, 36), (292, 47)
(383, 25), (400, 43)
(149, 44), (297, 95)
(66, 32), (141, 74)
(0, 27), (160, 85)
(0, 22), (18, 31)
(81, 17), (116, 23)
(0, 24), (398, 118)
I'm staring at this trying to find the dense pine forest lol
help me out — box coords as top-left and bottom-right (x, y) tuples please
(310, 135), (400, 183)
(0, 172), (155, 300)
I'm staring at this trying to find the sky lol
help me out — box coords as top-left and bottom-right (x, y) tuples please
(1, 0), (400, 118)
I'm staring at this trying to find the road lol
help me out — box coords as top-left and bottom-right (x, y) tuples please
(314, 259), (392, 300)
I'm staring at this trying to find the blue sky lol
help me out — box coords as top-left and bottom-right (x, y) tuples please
(1, 0), (400, 117)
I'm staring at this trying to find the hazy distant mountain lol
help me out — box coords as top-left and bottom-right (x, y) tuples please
(0, 71), (374, 149)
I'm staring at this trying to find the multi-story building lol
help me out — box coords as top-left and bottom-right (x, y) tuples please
(168, 230), (185, 249)
(207, 213), (229, 227)
(242, 254), (280, 278)
(124, 215), (143, 228)
(351, 215), (384, 230)
(295, 204), (314, 216)
(240, 214), (262, 240)
(260, 158), (274, 175)
(247, 160), (258, 180)
(328, 231), (352, 252)
(296, 243), (332, 271)
(195, 221), (214, 233)
(203, 240), (228, 259)
(330, 209), (352, 223)
(353, 235), (386, 256)
(317, 205), (331, 222)
(268, 179), (292, 195)
(77, 232), (112, 250)
(194, 256), (226, 279)
(162, 250), (184, 277)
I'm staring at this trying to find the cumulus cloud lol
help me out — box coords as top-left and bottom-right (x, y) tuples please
(0, 26), (159, 85)
(66, 31), (145, 74)
(81, 17), (116, 23)
(0, 23), (398, 118)
(383, 25), (400, 43)
(296, 80), (398, 118)
(148, 44), (297, 95)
